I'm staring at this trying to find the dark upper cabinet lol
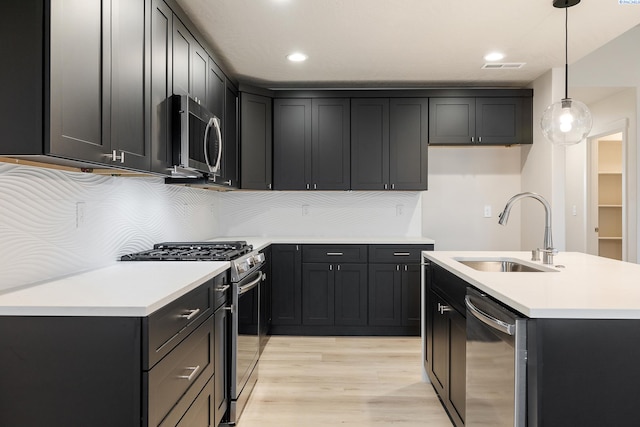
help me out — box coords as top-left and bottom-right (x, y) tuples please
(150, 0), (173, 174)
(222, 80), (239, 188)
(172, 15), (207, 105)
(109, 0), (151, 171)
(273, 98), (350, 190)
(240, 92), (273, 190)
(207, 58), (225, 122)
(351, 98), (427, 190)
(429, 97), (531, 145)
(273, 98), (311, 190)
(389, 98), (428, 190)
(1, 0), (150, 170)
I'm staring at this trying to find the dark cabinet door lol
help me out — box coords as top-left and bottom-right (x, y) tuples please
(350, 98), (390, 190)
(240, 92), (272, 190)
(428, 98), (475, 145)
(109, 0), (150, 171)
(171, 17), (191, 97)
(302, 263), (335, 325)
(311, 98), (351, 190)
(389, 98), (428, 190)
(273, 98), (312, 190)
(334, 264), (368, 326)
(448, 307), (466, 426)
(401, 263), (421, 327)
(368, 264), (402, 326)
(150, 0), (173, 174)
(430, 290), (448, 395)
(191, 43), (208, 105)
(271, 245), (302, 325)
(48, 0), (110, 164)
(213, 306), (228, 427)
(223, 81), (239, 187)
(475, 97), (523, 144)
(207, 58), (225, 122)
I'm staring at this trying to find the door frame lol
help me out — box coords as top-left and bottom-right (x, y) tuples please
(586, 118), (629, 260)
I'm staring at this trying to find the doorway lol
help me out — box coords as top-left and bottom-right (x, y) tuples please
(588, 130), (625, 260)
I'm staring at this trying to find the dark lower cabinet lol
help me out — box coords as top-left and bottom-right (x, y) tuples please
(368, 264), (402, 326)
(302, 262), (368, 327)
(0, 275), (228, 427)
(302, 263), (335, 325)
(270, 244), (302, 326)
(271, 244), (430, 335)
(425, 262), (465, 427)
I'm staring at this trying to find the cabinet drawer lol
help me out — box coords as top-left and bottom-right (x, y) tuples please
(368, 244), (433, 263)
(148, 315), (214, 427)
(303, 245), (367, 263)
(431, 263), (467, 315)
(158, 376), (214, 427)
(213, 272), (229, 310)
(145, 280), (213, 369)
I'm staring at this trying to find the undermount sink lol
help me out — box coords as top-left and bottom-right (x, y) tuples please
(454, 257), (556, 273)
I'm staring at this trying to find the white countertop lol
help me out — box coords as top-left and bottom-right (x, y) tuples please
(0, 236), (434, 317)
(424, 251), (640, 319)
(0, 261), (229, 317)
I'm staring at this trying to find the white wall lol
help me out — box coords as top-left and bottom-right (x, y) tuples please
(421, 147), (522, 250)
(216, 191), (423, 238)
(564, 88), (637, 261)
(0, 163), (221, 291)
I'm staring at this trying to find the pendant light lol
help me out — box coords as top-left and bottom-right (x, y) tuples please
(540, 0), (592, 146)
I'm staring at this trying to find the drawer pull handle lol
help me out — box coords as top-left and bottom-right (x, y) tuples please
(180, 308), (201, 320)
(216, 285), (230, 293)
(393, 252), (411, 256)
(326, 252), (343, 256)
(178, 365), (201, 381)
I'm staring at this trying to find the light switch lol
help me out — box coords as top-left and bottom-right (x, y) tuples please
(483, 205), (492, 218)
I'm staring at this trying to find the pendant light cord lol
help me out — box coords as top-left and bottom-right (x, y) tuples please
(564, 7), (569, 100)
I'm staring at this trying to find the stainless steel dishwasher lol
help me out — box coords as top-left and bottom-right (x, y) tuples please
(465, 287), (527, 427)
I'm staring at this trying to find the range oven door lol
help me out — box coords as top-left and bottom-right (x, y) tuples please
(229, 269), (263, 423)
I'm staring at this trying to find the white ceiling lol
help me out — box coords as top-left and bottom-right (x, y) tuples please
(176, 0), (640, 88)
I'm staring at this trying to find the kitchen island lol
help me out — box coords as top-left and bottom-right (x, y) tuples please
(422, 251), (640, 427)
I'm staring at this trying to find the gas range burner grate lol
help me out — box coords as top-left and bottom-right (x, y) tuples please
(120, 241), (252, 261)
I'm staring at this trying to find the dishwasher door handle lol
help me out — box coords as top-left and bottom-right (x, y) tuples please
(465, 295), (515, 335)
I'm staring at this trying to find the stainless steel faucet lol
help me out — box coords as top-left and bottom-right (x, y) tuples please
(498, 192), (556, 264)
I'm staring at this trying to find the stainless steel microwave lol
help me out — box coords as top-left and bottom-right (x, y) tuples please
(171, 94), (222, 177)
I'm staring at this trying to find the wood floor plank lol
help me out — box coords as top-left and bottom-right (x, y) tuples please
(238, 336), (453, 426)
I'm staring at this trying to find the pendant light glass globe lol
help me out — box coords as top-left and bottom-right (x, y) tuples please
(540, 98), (592, 146)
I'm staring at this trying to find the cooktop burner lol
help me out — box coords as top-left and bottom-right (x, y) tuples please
(120, 241), (252, 261)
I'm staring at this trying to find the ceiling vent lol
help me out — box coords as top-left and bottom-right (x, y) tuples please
(482, 62), (526, 70)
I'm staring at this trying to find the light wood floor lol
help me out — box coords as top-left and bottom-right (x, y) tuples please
(238, 336), (453, 427)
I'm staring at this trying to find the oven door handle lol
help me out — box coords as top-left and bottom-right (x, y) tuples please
(238, 271), (263, 295)
(465, 295), (515, 336)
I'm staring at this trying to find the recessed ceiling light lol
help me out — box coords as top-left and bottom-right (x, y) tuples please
(484, 52), (505, 62)
(286, 52), (308, 62)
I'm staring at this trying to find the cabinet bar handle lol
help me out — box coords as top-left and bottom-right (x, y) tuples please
(393, 252), (411, 256)
(180, 308), (200, 320)
(384, 184), (388, 190)
(391, 184), (395, 190)
(306, 184), (310, 190)
(330, 265), (333, 271)
(471, 136), (474, 143)
(216, 285), (230, 293)
(396, 265), (400, 271)
(478, 136), (482, 143)
(178, 365), (201, 381)
(314, 184), (317, 190)
(326, 252), (343, 256)
(337, 265), (341, 271)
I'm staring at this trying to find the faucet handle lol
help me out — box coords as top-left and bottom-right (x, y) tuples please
(531, 249), (541, 261)
(539, 248), (557, 265)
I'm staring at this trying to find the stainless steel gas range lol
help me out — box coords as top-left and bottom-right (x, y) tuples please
(121, 241), (266, 425)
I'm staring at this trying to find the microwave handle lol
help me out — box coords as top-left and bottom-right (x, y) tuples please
(213, 117), (223, 174)
(203, 117), (215, 173)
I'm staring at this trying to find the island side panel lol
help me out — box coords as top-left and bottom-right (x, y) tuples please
(528, 318), (640, 427)
(0, 316), (142, 427)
